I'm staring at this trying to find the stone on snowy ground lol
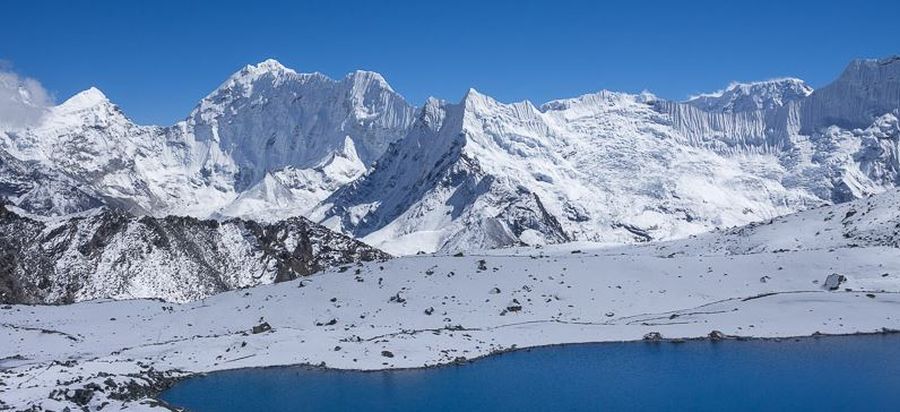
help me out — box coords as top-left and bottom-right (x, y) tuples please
(65, 388), (94, 406)
(389, 292), (406, 304)
(643, 332), (663, 341)
(251, 322), (272, 334)
(708, 330), (727, 341)
(824, 273), (846, 290)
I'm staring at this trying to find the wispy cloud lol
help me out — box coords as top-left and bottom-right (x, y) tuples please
(0, 61), (54, 130)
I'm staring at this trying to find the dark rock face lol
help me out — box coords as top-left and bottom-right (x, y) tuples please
(0, 204), (390, 304)
(500, 191), (570, 245)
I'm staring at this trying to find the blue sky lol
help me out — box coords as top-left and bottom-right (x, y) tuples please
(3, 0), (899, 125)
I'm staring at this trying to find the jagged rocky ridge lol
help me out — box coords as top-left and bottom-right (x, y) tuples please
(0, 203), (389, 304)
(1, 56), (899, 254)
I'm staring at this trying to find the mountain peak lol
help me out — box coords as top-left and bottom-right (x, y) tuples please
(799, 55), (900, 133)
(687, 77), (813, 113)
(242, 58), (295, 77)
(347, 69), (387, 82)
(56, 87), (111, 112)
(344, 70), (395, 93)
(218, 59), (299, 91)
(256, 58), (287, 70)
(837, 55), (900, 83)
(461, 87), (497, 108)
(847, 55), (900, 69)
(67, 86), (108, 104)
(463, 87), (484, 98)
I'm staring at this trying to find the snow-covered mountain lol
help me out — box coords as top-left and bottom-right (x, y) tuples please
(686, 77), (813, 113)
(0, 57), (898, 254)
(0, 59), (415, 218)
(0, 203), (389, 304)
(322, 57), (899, 253)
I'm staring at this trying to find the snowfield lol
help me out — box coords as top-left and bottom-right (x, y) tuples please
(2, 189), (900, 411)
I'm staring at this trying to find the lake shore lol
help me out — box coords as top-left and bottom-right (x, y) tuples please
(3, 243), (899, 411)
(160, 332), (900, 412)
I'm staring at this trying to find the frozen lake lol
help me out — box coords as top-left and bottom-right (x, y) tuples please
(161, 334), (900, 411)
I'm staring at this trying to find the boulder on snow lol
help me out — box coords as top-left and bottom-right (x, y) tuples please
(65, 388), (94, 406)
(388, 292), (406, 303)
(643, 331), (663, 341)
(823, 273), (846, 290)
(251, 322), (272, 334)
(708, 330), (727, 341)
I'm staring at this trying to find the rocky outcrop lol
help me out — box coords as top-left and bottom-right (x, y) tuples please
(0, 204), (389, 304)
(824, 273), (847, 291)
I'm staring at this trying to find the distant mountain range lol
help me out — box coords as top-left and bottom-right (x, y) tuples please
(1, 56), (898, 257)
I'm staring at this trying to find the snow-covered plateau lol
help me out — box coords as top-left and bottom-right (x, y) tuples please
(2, 188), (899, 411)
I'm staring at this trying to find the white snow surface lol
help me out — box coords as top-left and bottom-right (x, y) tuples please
(2, 189), (900, 410)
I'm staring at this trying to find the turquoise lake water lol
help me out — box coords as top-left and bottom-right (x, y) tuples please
(161, 334), (900, 411)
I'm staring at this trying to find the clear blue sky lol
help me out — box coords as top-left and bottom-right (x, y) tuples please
(3, 0), (899, 125)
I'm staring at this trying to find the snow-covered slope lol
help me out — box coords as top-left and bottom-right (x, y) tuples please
(0, 60), (415, 219)
(0, 148), (105, 215)
(2, 187), (899, 411)
(0, 57), (898, 255)
(0, 203), (389, 304)
(636, 188), (900, 257)
(322, 57), (899, 254)
(182, 60), (414, 191)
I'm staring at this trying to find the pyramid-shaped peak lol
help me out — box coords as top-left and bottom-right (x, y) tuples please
(345, 70), (395, 93)
(58, 87), (110, 111)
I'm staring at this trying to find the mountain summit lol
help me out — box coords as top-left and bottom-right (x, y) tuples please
(686, 78), (813, 113)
